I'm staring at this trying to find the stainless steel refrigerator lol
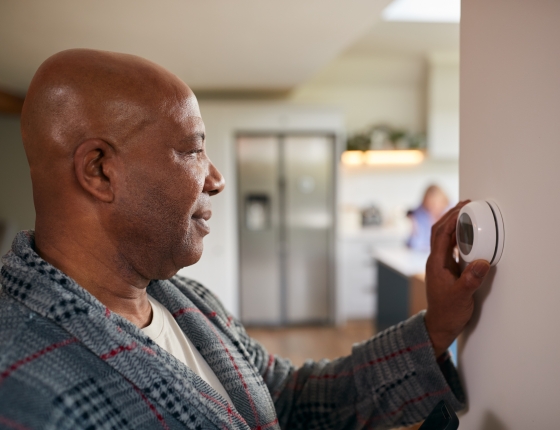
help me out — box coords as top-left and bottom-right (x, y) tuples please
(237, 134), (336, 326)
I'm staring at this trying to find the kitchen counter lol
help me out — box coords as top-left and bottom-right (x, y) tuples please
(373, 246), (429, 277)
(373, 245), (429, 331)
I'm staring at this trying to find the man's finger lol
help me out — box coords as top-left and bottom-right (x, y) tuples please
(457, 259), (490, 293)
(430, 205), (464, 266)
(434, 200), (470, 230)
(430, 201), (469, 252)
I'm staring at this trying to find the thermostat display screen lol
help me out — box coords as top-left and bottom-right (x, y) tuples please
(456, 200), (504, 266)
(458, 213), (474, 255)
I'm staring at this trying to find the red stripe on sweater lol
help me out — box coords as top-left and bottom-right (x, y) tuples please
(305, 341), (431, 382)
(100, 342), (137, 360)
(173, 307), (262, 427)
(199, 391), (247, 425)
(142, 346), (156, 355)
(202, 391), (278, 430)
(262, 354), (275, 381)
(0, 416), (31, 430)
(272, 372), (297, 398)
(0, 337), (78, 385)
(352, 341), (432, 375)
(130, 384), (169, 430)
(358, 386), (451, 427)
(172, 307), (216, 319)
(274, 341), (431, 393)
(258, 418), (280, 430)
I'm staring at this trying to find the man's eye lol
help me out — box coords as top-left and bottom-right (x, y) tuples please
(178, 148), (203, 157)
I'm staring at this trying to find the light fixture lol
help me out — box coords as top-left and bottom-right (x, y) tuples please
(340, 151), (364, 166)
(364, 150), (424, 165)
(341, 150), (425, 166)
(382, 0), (460, 23)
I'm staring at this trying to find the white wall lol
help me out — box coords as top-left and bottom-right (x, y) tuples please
(179, 102), (344, 318)
(459, 1), (560, 428)
(427, 52), (459, 160)
(289, 54), (426, 135)
(0, 116), (34, 233)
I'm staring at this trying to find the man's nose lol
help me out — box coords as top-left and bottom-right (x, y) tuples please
(205, 160), (225, 196)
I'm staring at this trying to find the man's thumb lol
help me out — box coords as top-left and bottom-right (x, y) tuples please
(461, 260), (491, 290)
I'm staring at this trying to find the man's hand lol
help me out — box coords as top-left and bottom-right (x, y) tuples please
(424, 201), (491, 358)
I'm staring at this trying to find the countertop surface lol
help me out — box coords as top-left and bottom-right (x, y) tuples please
(373, 246), (429, 277)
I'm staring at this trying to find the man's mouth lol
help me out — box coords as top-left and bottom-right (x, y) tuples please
(192, 210), (212, 234)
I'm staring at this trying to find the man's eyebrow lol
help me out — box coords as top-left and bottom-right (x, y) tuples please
(181, 132), (205, 142)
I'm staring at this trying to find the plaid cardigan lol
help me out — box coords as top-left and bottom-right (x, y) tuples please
(0, 231), (464, 430)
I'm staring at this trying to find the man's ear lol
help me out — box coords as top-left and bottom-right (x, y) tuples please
(74, 139), (117, 203)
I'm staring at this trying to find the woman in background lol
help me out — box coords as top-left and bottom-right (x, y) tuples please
(407, 185), (450, 252)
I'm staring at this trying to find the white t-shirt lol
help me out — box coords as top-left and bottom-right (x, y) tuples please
(142, 295), (233, 404)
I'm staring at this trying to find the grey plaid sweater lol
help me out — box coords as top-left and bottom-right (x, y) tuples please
(0, 231), (464, 429)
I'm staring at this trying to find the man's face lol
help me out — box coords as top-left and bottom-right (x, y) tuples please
(107, 86), (224, 280)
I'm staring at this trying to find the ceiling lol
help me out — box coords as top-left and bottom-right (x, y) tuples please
(345, 21), (459, 57)
(0, 0), (393, 95)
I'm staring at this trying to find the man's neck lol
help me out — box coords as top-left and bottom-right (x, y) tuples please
(34, 226), (153, 328)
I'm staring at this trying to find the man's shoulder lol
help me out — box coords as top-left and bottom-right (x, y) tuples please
(0, 289), (82, 363)
(0, 290), (32, 347)
(0, 293), (165, 429)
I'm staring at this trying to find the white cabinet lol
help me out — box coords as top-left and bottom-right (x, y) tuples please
(338, 228), (408, 321)
(338, 238), (377, 320)
(427, 51), (459, 160)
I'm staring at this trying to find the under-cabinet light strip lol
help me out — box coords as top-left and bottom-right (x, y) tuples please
(341, 150), (425, 166)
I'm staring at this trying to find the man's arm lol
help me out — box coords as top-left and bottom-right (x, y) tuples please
(234, 311), (465, 429)
(179, 202), (490, 429)
(249, 201), (489, 428)
(424, 201), (490, 357)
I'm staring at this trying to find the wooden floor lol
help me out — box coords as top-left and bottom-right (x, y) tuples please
(246, 320), (422, 430)
(246, 319), (375, 367)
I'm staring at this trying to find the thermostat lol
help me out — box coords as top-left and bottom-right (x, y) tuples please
(456, 200), (504, 266)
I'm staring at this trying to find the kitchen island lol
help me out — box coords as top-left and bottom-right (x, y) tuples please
(374, 246), (429, 331)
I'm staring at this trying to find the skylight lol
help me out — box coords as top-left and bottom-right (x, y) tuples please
(382, 0), (460, 23)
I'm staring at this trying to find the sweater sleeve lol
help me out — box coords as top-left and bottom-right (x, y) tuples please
(234, 312), (465, 430)
(176, 277), (465, 429)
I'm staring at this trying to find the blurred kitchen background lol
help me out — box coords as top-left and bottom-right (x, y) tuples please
(0, 0), (459, 368)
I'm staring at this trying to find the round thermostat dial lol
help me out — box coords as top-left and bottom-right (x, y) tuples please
(456, 200), (504, 266)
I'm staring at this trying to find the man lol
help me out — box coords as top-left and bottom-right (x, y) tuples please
(0, 49), (490, 429)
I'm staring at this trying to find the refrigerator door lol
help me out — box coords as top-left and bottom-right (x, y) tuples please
(284, 135), (334, 324)
(237, 136), (282, 325)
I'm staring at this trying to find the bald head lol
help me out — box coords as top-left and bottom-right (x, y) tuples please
(22, 49), (199, 166)
(23, 49), (224, 282)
